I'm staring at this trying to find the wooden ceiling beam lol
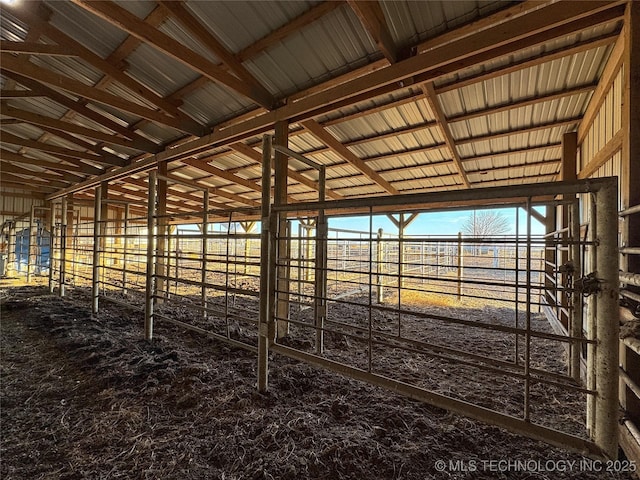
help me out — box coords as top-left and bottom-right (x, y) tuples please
(1, 181), (56, 193)
(121, 176), (230, 210)
(1, 54), (200, 137)
(0, 89), (42, 98)
(1, 105), (141, 151)
(0, 148), (102, 176)
(0, 40), (72, 56)
(301, 119), (399, 195)
(5, 3), (198, 126)
(421, 82), (470, 188)
(1, 167), (72, 188)
(71, 0), (276, 110)
(449, 83), (598, 124)
(1, 131), (104, 163)
(456, 117), (582, 146)
(348, 0), (401, 63)
(229, 141), (345, 200)
(5, 71), (160, 151)
(436, 30), (620, 94)
(159, 1), (270, 101)
(31, 125), (127, 168)
(238, 1), (345, 62)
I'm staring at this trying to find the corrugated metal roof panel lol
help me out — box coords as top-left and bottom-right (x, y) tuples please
(113, 1), (156, 19)
(158, 17), (220, 64)
(47, 1), (128, 58)
(180, 82), (256, 126)
(125, 44), (202, 98)
(0, 11), (28, 42)
(184, 1), (319, 54)
(30, 54), (103, 85)
(381, 1), (508, 48)
(245, 5), (378, 97)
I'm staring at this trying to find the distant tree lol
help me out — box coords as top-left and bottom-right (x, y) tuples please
(461, 210), (511, 238)
(462, 211), (510, 256)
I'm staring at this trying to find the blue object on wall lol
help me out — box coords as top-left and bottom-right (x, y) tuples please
(15, 222), (51, 274)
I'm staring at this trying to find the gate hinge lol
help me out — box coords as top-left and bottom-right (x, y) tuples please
(574, 272), (600, 297)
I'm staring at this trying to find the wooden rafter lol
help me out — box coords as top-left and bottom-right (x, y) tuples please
(348, 0), (401, 63)
(229, 141), (345, 201)
(0, 40), (72, 56)
(71, 0), (276, 109)
(1, 131), (104, 163)
(300, 119), (399, 195)
(1, 105), (141, 151)
(1, 54), (200, 136)
(159, 1), (270, 100)
(456, 117), (582, 146)
(4, 71), (161, 151)
(0, 148), (102, 176)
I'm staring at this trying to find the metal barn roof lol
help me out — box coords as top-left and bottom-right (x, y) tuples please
(0, 0), (628, 217)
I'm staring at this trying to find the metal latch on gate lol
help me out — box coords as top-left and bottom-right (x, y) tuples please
(559, 262), (575, 299)
(574, 272), (600, 297)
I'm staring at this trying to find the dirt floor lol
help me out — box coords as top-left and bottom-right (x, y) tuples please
(1, 284), (637, 480)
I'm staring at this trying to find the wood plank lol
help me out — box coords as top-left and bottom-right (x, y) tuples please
(0, 40), (73, 56)
(0, 54), (200, 136)
(1, 105), (141, 150)
(0, 149), (101, 175)
(422, 82), (470, 188)
(577, 128), (623, 179)
(159, 1), (272, 104)
(229, 141), (345, 200)
(4, 71), (160, 150)
(300, 119), (399, 195)
(71, 0), (275, 109)
(1, 131), (104, 163)
(5, 5), (194, 123)
(578, 29), (625, 144)
(348, 0), (399, 63)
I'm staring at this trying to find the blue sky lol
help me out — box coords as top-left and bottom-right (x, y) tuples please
(183, 207), (546, 237)
(328, 207), (546, 237)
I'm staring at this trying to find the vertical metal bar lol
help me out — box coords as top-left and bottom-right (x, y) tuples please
(201, 190), (209, 321)
(92, 186), (102, 315)
(297, 221), (303, 310)
(515, 207), (520, 364)
(27, 205), (35, 283)
(523, 198), (532, 421)
(48, 203), (55, 293)
(59, 197), (67, 297)
(368, 208), (374, 372)
(258, 134), (272, 392)
(122, 204), (129, 295)
(225, 212), (232, 338)
(376, 228), (384, 303)
(457, 232), (462, 300)
(594, 179), (619, 459)
(569, 200), (583, 381)
(7, 221), (16, 277)
(586, 193), (597, 436)
(144, 171), (157, 341)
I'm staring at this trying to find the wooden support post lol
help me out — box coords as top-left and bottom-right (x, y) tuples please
(92, 185), (102, 315)
(201, 190), (209, 321)
(156, 162), (168, 302)
(122, 204), (129, 295)
(258, 134), (273, 392)
(620, 2), (640, 459)
(315, 166), (328, 355)
(99, 182), (109, 300)
(144, 171), (157, 341)
(560, 132), (577, 330)
(274, 121), (290, 338)
(59, 196), (68, 297)
(26, 205), (35, 283)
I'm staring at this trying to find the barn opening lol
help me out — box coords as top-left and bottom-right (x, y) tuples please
(1, 1), (639, 478)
